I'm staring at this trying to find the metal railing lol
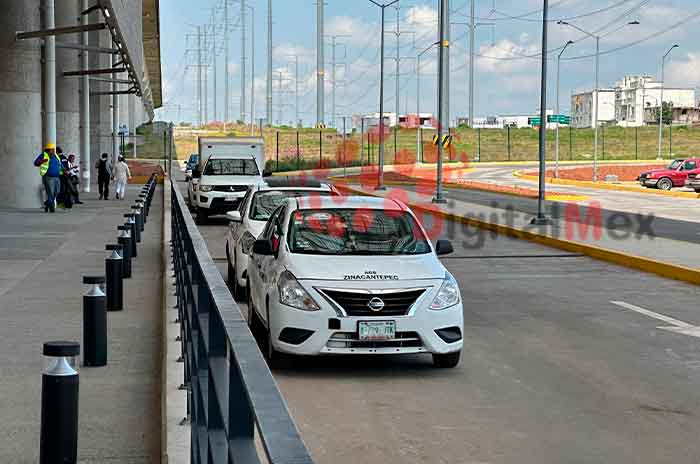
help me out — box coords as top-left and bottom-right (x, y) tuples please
(171, 181), (313, 464)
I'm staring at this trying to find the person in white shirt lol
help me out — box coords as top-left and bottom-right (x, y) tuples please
(113, 155), (132, 200)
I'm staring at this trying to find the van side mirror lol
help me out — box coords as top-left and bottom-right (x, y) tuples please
(262, 169), (273, 178)
(192, 168), (201, 178)
(435, 239), (454, 256)
(253, 239), (274, 256)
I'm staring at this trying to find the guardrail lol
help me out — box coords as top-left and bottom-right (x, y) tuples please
(170, 180), (313, 464)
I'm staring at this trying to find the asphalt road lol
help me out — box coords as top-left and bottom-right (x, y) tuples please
(425, 185), (700, 245)
(176, 175), (700, 464)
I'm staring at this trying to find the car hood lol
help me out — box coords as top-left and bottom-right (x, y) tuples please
(199, 175), (260, 186)
(642, 168), (673, 176)
(286, 254), (446, 282)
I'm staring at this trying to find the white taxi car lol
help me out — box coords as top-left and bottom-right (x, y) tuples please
(246, 196), (463, 368)
(224, 178), (338, 300)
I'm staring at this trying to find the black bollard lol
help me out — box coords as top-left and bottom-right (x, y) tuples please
(105, 245), (124, 311)
(131, 205), (144, 235)
(82, 276), (107, 367)
(117, 226), (133, 278)
(40, 341), (80, 464)
(124, 214), (138, 257)
(139, 193), (148, 222)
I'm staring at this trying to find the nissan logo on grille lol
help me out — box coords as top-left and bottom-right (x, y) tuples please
(367, 297), (385, 312)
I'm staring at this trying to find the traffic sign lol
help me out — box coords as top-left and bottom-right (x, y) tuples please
(528, 117), (541, 126)
(547, 115), (570, 124)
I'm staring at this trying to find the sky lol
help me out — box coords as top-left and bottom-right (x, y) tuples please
(155, 0), (700, 126)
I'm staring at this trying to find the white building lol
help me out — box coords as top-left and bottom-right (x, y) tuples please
(571, 89), (616, 128)
(462, 110), (558, 129)
(615, 75), (696, 127)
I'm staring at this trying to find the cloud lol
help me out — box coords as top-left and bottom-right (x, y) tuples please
(326, 16), (375, 45)
(665, 52), (700, 88)
(273, 43), (315, 64)
(477, 38), (540, 73)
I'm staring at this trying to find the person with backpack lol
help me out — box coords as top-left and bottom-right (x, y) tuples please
(33, 143), (63, 213)
(95, 153), (113, 200)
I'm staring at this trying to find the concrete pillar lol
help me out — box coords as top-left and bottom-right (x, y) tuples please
(0, 0), (43, 208)
(43, 0), (57, 146)
(89, 22), (111, 159)
(55, 1), (80, 159)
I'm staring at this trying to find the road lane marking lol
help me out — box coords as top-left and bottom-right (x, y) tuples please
(611, 300), (700, 338)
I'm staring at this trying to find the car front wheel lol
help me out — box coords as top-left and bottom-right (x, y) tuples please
(432, 351), (461, 368)
(657, 178), (673, 191)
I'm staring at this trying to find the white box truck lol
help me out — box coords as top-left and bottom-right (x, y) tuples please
(189, 136), (270, 223)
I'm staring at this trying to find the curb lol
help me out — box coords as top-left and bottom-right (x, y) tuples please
(514, 171), (700, 199)
(330, 176), (588, 202)
(335, 183), (700, 286)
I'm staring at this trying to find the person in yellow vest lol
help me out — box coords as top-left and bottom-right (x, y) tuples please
(33, 143), (64, 213)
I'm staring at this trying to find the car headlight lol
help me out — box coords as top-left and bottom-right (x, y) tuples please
(430, 272), (460, 310)
(278, 271), (320, 311)
(199, 185), (213, 192)
(240, 231), (256, 255)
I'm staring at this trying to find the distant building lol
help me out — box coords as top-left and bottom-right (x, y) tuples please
(571, 89), (616, 128)
(615, 75), (696, 127)
(457, 110), (558, 129)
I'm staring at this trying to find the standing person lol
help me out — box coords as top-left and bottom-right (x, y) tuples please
(33, 143), (63, 213)
(57, 148), (72, 209)
(113, 155), (132, 200)
(67, 153), (83, 204)
(95, 153), (112, 200)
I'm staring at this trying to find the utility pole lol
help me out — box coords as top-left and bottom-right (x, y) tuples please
(247, 5), (256, 134)
(211, 14), (217, 122)
(369, 0), (400, 190)
(468, 0), (475, 128)
(395, 3), (400, 128)
(317, 0), (325, 126)
(198, 26), (203, 127)
(224, 0), (230, 127)
(532, 0), (550, 225)
(241, 0), (247, 123)
(295, 55), (299, 126)
(267, 0), (273, 127)
(433, 0), (448, 203)
(332, 35), (336, 128)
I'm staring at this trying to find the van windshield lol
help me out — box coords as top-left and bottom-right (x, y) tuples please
(203, 158), (259, 176)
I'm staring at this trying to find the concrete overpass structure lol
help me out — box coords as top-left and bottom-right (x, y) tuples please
(0, 0), (162, 209)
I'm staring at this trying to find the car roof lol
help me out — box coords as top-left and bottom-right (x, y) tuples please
(208, 153), (254, 159)
(293, 195), (406, 211)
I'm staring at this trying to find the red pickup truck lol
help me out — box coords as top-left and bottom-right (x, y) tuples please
(638, 158), (700, 190)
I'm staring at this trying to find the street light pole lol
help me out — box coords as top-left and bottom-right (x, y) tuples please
(555, 40), (574, 179)
(433, 0), (449, 204)
(658, 44), (679, 160)
(532, 0), (550, 225)
(558, 20), (638, 181)
(416, 42), (438, 164)
(369, 0), (400, 190)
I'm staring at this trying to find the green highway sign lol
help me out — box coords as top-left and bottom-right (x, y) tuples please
(547, 114), (571, 124)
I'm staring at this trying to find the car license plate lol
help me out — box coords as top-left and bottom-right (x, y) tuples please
(358, 321), (396, 341)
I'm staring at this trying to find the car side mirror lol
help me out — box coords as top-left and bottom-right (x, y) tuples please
(192, 168), (201, 178)
(262, 169), (273, 178)
(253, 239), (274, 256)
(226, 211), (242, 223)
(435, 239), (454, 256)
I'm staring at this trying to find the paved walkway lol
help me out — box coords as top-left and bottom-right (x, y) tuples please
(0, 182), (162, 463)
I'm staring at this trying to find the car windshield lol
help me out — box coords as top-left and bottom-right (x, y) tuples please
(249, 190), (333, 221)
(668, 160), (683, 170)
(203, 158), (259, 176)
(288, 209), (431, 255)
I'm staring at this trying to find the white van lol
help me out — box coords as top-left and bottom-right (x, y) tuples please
(190, 137), (271, 223)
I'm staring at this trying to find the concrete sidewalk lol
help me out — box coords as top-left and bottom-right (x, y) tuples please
(339, 184), (700, 283)
(0, 183), (163, 463)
